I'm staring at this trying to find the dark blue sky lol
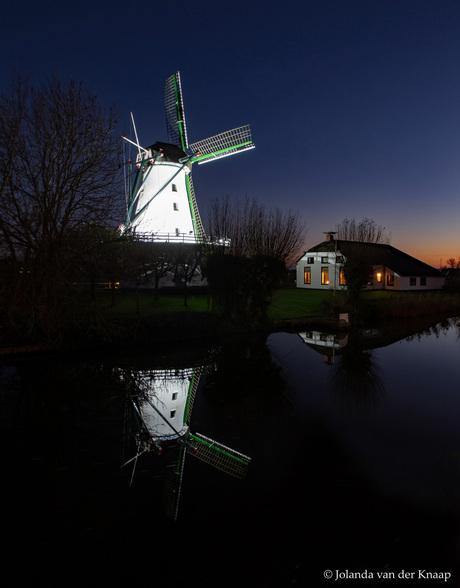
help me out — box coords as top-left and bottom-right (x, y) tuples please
(2, 0), (460, 266)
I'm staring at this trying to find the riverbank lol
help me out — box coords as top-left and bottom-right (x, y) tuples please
(1, 288), (460, 356)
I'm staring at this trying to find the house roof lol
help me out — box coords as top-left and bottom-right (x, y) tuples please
(302, 239), (443, 278)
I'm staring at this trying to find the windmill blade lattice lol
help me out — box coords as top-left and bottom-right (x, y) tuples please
(165, 72), (188, 150)
(188, 432), (251, 479)
(184, 366), (203, 425)
(190, 125), (254, 165)
(162, 447), (187, 521)
(185, 172), (206, 242)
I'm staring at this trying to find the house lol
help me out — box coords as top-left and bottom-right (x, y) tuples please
(296, 233), (445, 291)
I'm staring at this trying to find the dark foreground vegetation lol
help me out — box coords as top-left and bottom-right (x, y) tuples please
(2, 285), (460, 355)
(319, 289), (460, 322)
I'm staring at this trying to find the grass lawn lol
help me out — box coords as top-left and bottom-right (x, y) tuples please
(67, 288), (213, 323)
(67, 287), (460, 327)
(69, 287), (333, 324)
(267, 288), (334, 321)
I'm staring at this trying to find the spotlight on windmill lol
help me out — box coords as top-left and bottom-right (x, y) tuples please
(121, 71), (255, 243)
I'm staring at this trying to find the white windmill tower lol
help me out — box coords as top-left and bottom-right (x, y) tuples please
(122, 72), (255, 243)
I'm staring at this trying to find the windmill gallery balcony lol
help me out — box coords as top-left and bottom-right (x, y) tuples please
(129, 231), (230, 246)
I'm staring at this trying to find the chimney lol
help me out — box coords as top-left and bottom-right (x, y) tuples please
(324, 231), (336, 242)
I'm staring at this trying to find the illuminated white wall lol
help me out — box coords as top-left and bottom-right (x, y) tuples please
(296, 252), (345, 291)
(133, 162), (196, 240)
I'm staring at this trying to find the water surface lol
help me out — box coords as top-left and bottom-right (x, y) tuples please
(1, 317), (459, 586)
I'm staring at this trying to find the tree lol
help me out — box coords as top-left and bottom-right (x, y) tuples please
(170, 243), (207, 306)
(446, 258), (460, 269)
(138, 242), (177, 301)
(204, 196), (302, 322)
(204, 251), (286, 322)
(0, 73), (123, 339)
(71, 223), (120, 300)
(335, 217), (391, 303)
(335, 217), (391, 244)
(206, 196), (306, 268)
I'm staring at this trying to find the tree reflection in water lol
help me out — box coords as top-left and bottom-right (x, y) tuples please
(298, 327), (385, 410)
(327, 329), (386, 411)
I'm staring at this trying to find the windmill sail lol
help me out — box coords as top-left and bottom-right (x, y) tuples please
(165, 72), (188, 150)
(188, 432), (251, 479)
(189, 125), (254, 165)
(184, 366), (203, 425)
(162, 447), (187, 521)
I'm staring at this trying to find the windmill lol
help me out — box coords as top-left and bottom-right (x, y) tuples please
(121, 365), (251, 521)
(122, 71), (255, 243)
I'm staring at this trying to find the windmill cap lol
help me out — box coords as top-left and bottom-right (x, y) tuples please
(149, 142), (187, 163)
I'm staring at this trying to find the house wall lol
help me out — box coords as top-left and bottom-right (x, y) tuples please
(398, 276), (445, 291)
(371, 265), (386, 290)
(297, 252), (445, 291)
(296, 251), (346, 291)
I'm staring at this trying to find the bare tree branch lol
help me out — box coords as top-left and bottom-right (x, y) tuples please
(206, 196), (306, 267)
(0, 73), (123, 339)
(335, 217), (391, 244)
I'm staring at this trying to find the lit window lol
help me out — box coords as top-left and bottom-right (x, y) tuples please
(321, 267), (329, 285)
(376, 272), (382, 283)
(339, 268), (346, 285)
(387, 274), (394, 287)
(172, 184), (177, 192)
(304, 267), (311, 284)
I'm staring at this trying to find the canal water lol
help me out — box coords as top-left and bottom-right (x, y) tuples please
(1, 316), (460, 587)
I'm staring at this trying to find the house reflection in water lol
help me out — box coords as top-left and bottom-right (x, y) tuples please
(298, 328), (386, 409)
(298, 330), (349, 364)
(298, 327), (387, 364)
(296, 317), (454, 409)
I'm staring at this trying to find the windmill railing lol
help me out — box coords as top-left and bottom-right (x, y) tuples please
(129, 232), (231, 246)
(131, 232), (204, 244)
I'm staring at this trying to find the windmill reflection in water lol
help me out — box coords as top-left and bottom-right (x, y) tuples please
(120, 364), (251, 520)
